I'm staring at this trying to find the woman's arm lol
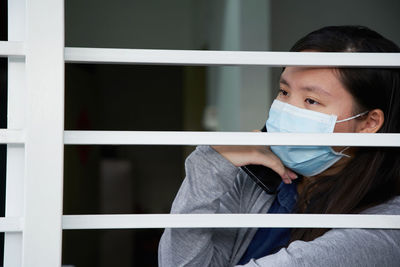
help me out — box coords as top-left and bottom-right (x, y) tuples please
(158, 144), (295, 266)
(239, 227), (400, 267)
(239, 197), (400, 267)
(158, 145), (243, 267)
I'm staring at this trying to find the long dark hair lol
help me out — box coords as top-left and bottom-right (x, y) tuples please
(288, 26), (400, 243)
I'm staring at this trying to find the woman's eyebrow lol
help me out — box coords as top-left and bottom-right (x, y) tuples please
(279, 77), (332, 96)
(279, 77), (290, 86)
(301, 85), (332, 96)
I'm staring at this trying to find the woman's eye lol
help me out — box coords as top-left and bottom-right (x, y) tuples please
(305, 98), (319, 105)
(279, 89), (288, 96)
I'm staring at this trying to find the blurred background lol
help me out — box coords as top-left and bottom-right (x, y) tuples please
(1, 0), (400, 266)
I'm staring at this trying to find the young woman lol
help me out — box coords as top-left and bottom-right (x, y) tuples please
(159, 26), (400, 266)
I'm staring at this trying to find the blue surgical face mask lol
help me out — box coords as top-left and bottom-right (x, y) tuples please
(266, 100), (368, 177)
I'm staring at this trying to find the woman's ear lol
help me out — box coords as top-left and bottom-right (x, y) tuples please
(356, 109), (384, 133)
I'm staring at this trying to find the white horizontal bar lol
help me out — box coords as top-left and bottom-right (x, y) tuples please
(0, 217), (23, 232)
(0, 129), (25, 144)
(65, 47), (400, 67)
(0, 41), (25, 57)
(64, 131), (400, 147)
(62, 214), (400, 230)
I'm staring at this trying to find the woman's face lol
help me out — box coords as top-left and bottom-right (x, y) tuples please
(277, 66), (360, 133)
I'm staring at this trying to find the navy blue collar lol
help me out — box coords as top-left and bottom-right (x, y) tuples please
(276, 181), (299, 212)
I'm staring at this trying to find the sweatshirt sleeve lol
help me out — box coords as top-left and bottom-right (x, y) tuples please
(238, 227), (400, 267)
(158, 145), (243, 267)
(238, 197), (400, 267)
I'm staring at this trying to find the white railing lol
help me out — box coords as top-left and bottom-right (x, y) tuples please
(62, 214), (400, 230)
(0, 41), (25, 57)
(63, 131), (400, 146)
(65, 47), (400, 67)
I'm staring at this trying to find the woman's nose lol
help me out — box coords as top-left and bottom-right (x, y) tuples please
(279, 97), (305, 109)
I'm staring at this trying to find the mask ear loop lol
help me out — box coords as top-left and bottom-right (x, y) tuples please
(336, 111), (369, 123)
(339, 146), (351, 157)
(336, 110), (369, 158)
(334, 111), (369, 158)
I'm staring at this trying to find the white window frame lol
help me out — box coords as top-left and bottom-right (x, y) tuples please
(0, 1), (399, 266)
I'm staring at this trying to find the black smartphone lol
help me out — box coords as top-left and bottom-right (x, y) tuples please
(240, 125), (282, 194)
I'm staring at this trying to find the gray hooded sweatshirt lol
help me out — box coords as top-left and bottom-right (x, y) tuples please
(159, 145), (400, 266)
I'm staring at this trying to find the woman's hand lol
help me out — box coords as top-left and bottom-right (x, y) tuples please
(211, 145), (298, 184)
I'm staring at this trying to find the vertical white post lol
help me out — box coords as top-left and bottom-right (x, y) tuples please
(22, 0), (64, 266)
(240, 0), (271, 130)
(5, 0), (26, 266)
(216, 0), (241, 131)
(207, 0), (272, 131)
